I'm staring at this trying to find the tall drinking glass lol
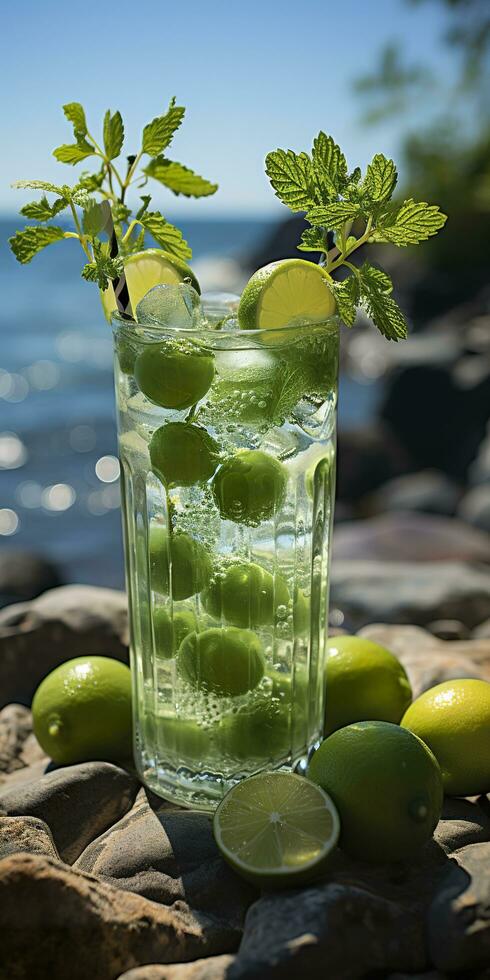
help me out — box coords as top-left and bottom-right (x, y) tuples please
(113, 310), (339, 809)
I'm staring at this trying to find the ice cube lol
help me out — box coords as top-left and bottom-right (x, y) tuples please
(216, 347), (276, 377)
(201, 292), (240, 328)
(136, 283), (201, 329)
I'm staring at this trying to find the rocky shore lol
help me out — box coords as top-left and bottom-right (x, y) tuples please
(1, 577), (490, 979)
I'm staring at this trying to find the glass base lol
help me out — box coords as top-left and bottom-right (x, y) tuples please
(138, 739), (321, 811)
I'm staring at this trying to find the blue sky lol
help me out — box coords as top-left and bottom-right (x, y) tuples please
(2, 0), (451, 215)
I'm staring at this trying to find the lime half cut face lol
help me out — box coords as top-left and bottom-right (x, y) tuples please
(238, 259), (336, 341)
(213, 771), (340, 888)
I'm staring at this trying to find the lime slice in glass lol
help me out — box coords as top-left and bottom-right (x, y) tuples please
(238, 259), (336, 342)
(213, 771), (340, 888)
(101, 248), (200, 322)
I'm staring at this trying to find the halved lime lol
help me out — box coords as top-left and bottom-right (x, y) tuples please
(238, 259), (336, 341)
(101, 248), (200, 322)
(213, 771), (340, 888)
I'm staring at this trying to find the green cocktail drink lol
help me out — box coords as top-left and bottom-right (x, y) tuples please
(114, 309), (338, 808)
(9, 99), (447, 814)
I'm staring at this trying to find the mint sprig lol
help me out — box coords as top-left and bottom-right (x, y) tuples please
(265, 133), (447, 340)
(9, 98), (218, 294)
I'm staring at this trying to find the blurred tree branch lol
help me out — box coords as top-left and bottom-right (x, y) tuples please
(352, 0), (490, 319)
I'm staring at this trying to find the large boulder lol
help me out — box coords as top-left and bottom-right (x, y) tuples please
(230, 876), (429, 979)
(0, 853), (238, 980)
(358, 624), (490, 696)
(0, 550), (62, 609)
(0, 815), (59, 861)
(75, 792), (256, 932)
(330, 560), (490, 631)
(0, 704), (43, 779)
(117, 958), (235, 980)
(0, 761), (138, 863)
(366, 470), (461, 518)
(0, 585), (128, 707)
(458, 484), (490, 533)
(428, 841), (490, 973)
(332, 513), (490, 564)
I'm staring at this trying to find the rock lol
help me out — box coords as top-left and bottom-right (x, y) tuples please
(0, 551), (62, 609)
(434, 798), (490, 854)
(336, 424), (411, 503)
(0, 759), (50, 791)
(0, 704), (48, 789)
(0, 584), (128, 708)
(330, 561), (490, 631)
(0, 853), (237, 980)
(0, 704), (32, 774)
(0, 815), (59, 860)
(428, 841), (490, 972)
(75, 792), (255, 932)
(474, 618), (490, 639)
(458, 484), (490, 533)
(367, 470), (461, 518)
(469, 433), (490, 487)
(0, 761), (138, 863)
(332, 513), (490, 564)
(426, 619), (470, 641)
(387, 974), (445, 980)
(231, 877), (428, 979)
(358, 624), (490, 696)
(380, 362), (489, 480)
(117, 956), (235, 980)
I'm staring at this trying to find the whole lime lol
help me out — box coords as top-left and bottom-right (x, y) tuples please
(32, 657), (132, 765)
(307, 720), (443, 863)
(149, 526), (212, 600)
(150, 422), (220, 487)
(324, 636), (412, 736)
(153, 606), (197, 659)
(177, 626), (265, 697)
(293, 590), (310, 635)
(134, 343), (214, 409)
(212, 449), (287, 525)
(147, 712), (212, 763)
(220, 695), (307, 761)
(202, 561), (290, 628)
(401, 678), (490, 796)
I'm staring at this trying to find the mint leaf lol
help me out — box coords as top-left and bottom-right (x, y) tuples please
(307, 201), (361, 230)
(9, 225), (65, 263)
(63, 102), (87, 137)
(331, 276), (360, 327)
(53, 139), (95, 165)
(81, 239), (123, 290)
(143, 157), (218, 197)
(311, 132), (348, 194)
(142, 99), (185, 155)
(374, 198), (448, 245)
(20, 195), (67, 221)
(76, 169), (105, 192)
(112, 202), (132, 224)
(103, 110), (124, 160)
(361, 153), (397, 205)
(12, 179), (64, 194)
(82, 200), (106, 236)
(140, 212), (192, 259)
(265, 149), (315, 212)
(358, 261), (408, 341)
(297, 227), (327, 253)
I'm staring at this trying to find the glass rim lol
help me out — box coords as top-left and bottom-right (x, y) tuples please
(111, 310), (340, 350)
